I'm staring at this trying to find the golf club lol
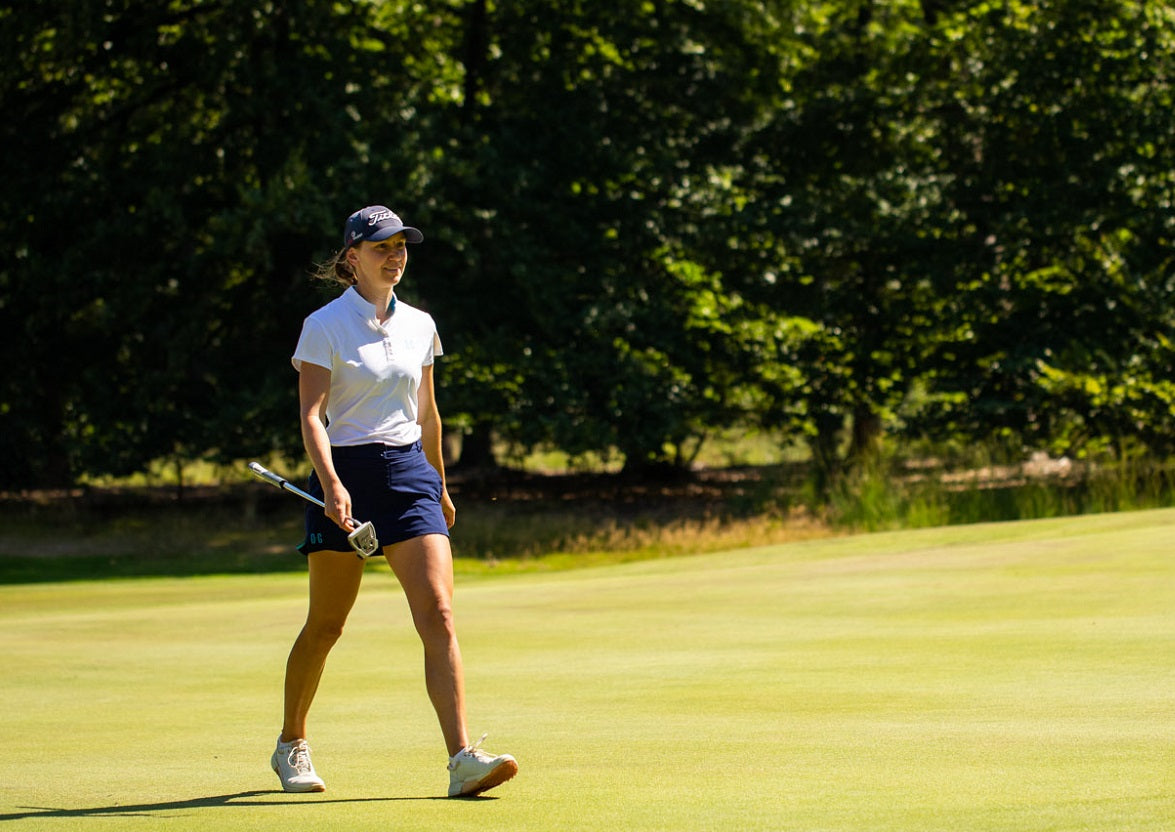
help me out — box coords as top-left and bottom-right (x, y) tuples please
(247, 461), (380, 559)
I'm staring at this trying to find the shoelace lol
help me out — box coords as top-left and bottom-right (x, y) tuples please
(450, 733), (491, 769)
(288, 742), (315, 775)
(465, 733), (492, 761)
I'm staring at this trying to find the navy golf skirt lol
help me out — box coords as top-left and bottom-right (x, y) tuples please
(297, 440), (449, 556)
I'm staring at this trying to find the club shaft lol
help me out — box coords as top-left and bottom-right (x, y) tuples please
(249, 461), (377, 558)
(248, 461), (326, 509)
(279, 480), (326, 510)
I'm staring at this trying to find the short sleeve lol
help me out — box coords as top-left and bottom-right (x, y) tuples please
(292, 316), (333, 372)
(427, 329), (444, 364)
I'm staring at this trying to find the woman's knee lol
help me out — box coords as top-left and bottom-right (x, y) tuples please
(302, 616), (348, 646)
(413, 599), (457, 643)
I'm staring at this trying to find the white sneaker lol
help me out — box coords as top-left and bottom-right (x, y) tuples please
(271, 736), (326, 793)
(447, 734), (518, 797)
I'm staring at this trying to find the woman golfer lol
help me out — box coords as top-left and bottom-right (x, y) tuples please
(271, 205), (517, 797)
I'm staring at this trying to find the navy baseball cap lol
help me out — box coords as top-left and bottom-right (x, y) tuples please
(343, 206), (424, 249)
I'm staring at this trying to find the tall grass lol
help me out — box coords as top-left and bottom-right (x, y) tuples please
(5, 442), (1175, 583)
(827, 451), (1175, 532)
(449, 504), (829, 572)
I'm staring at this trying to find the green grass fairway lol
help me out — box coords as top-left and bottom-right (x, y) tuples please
(1, 510), (1172, 831)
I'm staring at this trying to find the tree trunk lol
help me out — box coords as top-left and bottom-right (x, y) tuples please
(808, 410), (844, 496)
(453, 422), (497, 471)
(849, 404), (882, 462)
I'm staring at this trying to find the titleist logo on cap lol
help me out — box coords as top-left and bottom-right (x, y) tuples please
(367, 209), (397, 226)
(343, 205), (424, 248)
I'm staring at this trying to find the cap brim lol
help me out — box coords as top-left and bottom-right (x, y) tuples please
(368, 225), (424, 244)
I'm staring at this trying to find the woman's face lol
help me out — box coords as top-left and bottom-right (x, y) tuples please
(349, 233), (408, 288)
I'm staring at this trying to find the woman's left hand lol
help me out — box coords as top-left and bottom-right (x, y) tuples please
(441, 488), (456, 528)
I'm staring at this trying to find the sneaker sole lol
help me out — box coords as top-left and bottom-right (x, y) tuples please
(452, 758), (519, 798)
(272, 765), (326, 793)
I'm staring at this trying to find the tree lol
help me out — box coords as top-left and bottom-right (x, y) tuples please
(730, 0), (955, 483)
(0, 0), (424, 487)
(2, 0), (1172, 491)
(912, 0), (1175, 460)
(417, 0), (813, 472)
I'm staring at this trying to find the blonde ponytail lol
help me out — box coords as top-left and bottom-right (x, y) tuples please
(312, 249), (356, 288)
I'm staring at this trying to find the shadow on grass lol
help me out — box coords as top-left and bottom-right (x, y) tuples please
(0, 463), (806, 584)
(0, 500), (311, 584)
(0, 553), (310, 585)
(0, 789), (498, 821)
(0, 485), (336, 584)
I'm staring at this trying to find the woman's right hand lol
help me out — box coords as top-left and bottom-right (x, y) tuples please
(322, 481), (355, 532)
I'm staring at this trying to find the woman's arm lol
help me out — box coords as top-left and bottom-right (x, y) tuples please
(417, 364), (456, 528)
(298, 362), (354, 532)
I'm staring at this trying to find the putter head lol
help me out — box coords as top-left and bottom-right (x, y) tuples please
(347, 521), (380, 559)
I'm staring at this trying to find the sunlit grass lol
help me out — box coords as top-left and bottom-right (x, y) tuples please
(1, 510), (1172, 831)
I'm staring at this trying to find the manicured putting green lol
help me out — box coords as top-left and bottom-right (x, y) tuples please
(1, 509), (1172, 831)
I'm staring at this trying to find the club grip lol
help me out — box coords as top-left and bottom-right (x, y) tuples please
(248, 461), (288, 489)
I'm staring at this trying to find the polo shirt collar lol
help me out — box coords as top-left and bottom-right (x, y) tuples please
(344, 285), (397, 322)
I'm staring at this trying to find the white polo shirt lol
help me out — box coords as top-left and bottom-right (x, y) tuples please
(292, 286), (443, 447)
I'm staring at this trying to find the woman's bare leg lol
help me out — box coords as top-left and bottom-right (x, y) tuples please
(281, 550), (366, 742)
(385, 533), (469, 756)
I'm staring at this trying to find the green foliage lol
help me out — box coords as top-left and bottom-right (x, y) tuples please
(0, 0), (1172, 487)
(909, 0), (1175, 454)
(826, 443), (1175, 532)
(0, 0), (409, 486)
